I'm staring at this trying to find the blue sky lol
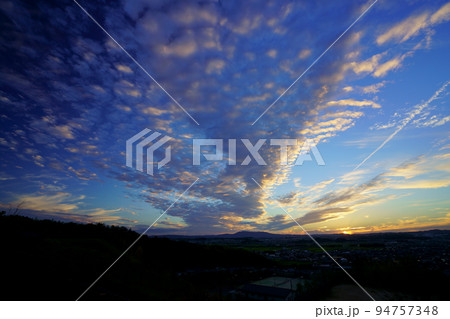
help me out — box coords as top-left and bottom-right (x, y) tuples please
(0, 0), (449, 235)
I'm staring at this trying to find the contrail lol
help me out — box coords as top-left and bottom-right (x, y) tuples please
(354, 81), (449, 171)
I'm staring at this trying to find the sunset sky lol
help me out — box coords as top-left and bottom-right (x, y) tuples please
(1, 0), (449, 235)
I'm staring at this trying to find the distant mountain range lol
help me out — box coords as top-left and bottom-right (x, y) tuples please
(158, 229), (450, 239)
(213, 231), (290, 238)
(161, 230), (290, 239)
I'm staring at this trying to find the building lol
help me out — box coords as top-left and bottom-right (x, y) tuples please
(238, 276), (302, 301)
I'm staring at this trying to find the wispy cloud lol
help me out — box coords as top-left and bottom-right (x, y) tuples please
(354, 81), (450, 170)
(376, 2), (450, 45)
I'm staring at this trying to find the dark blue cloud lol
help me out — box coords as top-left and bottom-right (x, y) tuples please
(0, 0), (386, 234)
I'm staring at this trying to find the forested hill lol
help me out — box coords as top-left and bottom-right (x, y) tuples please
(0, 213), (272, 300)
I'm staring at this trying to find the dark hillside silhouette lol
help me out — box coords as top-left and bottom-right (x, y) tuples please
(0, 213), (273, 300)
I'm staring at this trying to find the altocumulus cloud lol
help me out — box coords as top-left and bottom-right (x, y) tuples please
(5, 0), (444, 234)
